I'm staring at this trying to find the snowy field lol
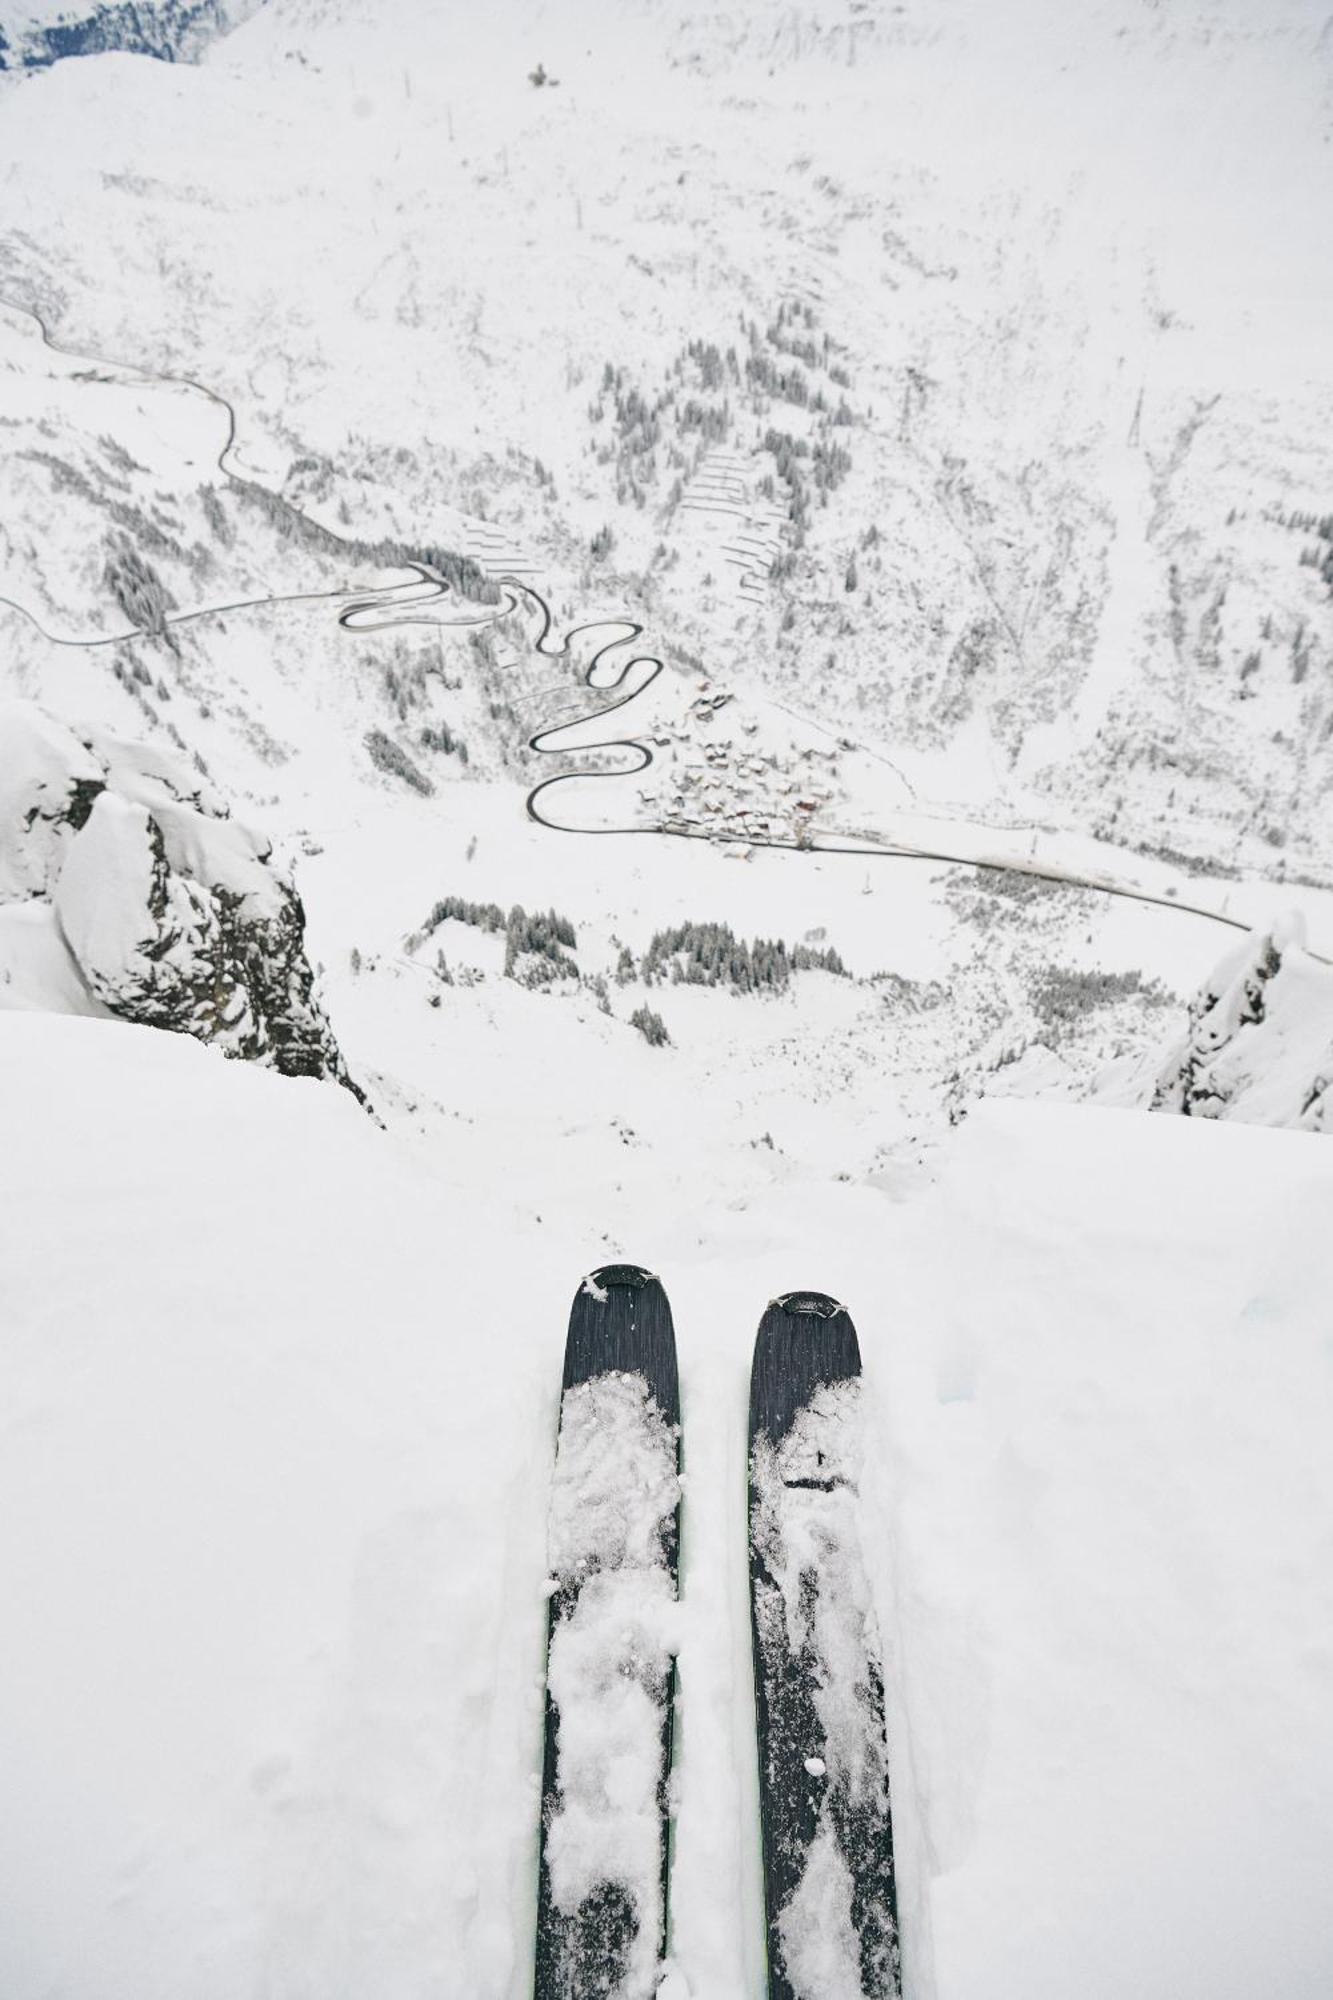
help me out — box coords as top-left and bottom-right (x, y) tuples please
(2, 1015), (1332, 1998)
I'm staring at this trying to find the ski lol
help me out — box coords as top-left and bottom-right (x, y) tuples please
(748, 1291), (901, 2000)
(534, 1264), (682, 2000)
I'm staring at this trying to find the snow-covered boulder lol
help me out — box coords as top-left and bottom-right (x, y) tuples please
(0, 699), (363, 1099)
(1141, 916), (1333, 1132)
(0, 703), (106, 900)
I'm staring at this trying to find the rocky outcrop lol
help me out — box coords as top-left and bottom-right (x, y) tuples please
(1147, 916), (1333, 1133)
(0, 1), (256, 71)
(0, 700), (365, 1103)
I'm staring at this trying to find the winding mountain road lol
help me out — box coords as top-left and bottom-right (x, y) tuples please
(506, 576), (1308, 952)
(0, 293), (1307, 956)
(512, 585), (664, 831)
(0, 294), (503, 649)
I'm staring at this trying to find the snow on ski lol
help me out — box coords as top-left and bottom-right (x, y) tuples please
(748, 1291), (900, 2000)
(534, 1265), (682, 2000)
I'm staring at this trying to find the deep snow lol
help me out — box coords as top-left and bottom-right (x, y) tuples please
(543, 1366), (680, 1997)
(3, 1013), (1332, 1997)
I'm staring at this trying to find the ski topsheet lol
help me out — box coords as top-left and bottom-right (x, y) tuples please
(748, 1292), (901, 2000)
(534, 1265), (682, 2000)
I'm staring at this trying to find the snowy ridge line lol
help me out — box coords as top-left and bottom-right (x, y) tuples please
(0, 292), (500, 643)
(512, 582), (1308, 957)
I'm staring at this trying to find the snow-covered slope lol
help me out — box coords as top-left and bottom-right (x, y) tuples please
(0, 0), (1328, 872)
(3, 1016), (1332, 1998)
(2, 4), (1332, 1993)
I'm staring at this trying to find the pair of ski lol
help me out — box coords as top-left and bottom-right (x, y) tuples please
(534, 1265), (900, 2000)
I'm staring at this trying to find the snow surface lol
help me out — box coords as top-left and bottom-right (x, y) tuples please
(751, 1377), (899, 1999)
(3, 1014), (1333, 1997)
(547, 1369), (679, 1581)
(779, 1829), (867, 2000)
(543, 1370), (679, 1995)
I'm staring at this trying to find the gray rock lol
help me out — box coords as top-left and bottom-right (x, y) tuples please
(1, 699), (366, 1105)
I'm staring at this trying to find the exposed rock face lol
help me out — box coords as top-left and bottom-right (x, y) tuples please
(0, 1), (255, 71)
(0, 700), (365, 1103)
(1147, 917), (1332, 1133)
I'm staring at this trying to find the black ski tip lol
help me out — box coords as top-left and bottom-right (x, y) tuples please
(772, 1289), (843, 1320)
(750, 1291), (862, 1450)
(586, 1262), (657, 1293)
(562, 1264), (679, 1423)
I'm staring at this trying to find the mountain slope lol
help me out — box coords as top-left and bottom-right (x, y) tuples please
(3, 11), (1333, 1991)
(3, 1017), (1332, 1997)
(1, 0), (1328, 870)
